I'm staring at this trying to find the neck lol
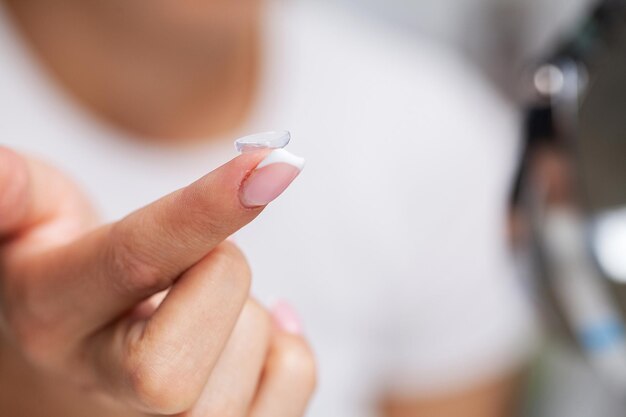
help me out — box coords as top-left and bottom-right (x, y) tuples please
(5, 1), (261, 142)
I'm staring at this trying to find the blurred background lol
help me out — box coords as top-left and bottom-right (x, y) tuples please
(328, 1), (626, 416)
(327, 0), (593, 100)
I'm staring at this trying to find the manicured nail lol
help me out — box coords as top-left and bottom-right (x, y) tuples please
(271, 300), (303, 334)
(240, 149), (305, 208)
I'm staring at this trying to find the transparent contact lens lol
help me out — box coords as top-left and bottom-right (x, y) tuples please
(234, 130), (291, 153)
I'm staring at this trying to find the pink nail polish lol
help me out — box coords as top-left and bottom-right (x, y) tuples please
(240, 149), (305, 208)
(271, 300), (303, 334)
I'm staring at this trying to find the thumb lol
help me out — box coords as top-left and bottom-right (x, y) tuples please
(0, 146), (96, 249)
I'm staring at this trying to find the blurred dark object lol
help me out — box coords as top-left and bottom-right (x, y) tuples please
(514, 0), (626, 413)
(515, 0), (626, 207)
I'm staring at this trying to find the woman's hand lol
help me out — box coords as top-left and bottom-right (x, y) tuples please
(0, 147), (315, 417)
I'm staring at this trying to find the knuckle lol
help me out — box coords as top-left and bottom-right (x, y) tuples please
(210, 242), (252, 296)
(273, 336), (318, 393)
(127, 365), (174, 413)
(125, 348), (198, 414)
(106, 223), (170, 296)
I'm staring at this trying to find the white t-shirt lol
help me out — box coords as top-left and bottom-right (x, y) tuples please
(0, 2), (535, 416)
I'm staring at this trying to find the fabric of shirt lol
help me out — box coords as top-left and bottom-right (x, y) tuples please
(0, 2), (535, 416)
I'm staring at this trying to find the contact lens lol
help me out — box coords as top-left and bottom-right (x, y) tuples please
(234, 130), (291, 153)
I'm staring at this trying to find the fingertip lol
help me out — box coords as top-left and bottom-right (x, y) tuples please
(238, 149), (305, 208)
(188, 149), (272, 210)
(230, 148), (274, 174)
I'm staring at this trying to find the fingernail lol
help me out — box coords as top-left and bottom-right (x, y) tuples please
(240, 149), (305, 208)
(271, 300), (303, 334)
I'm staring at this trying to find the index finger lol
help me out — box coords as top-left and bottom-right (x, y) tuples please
(25, 148), (304, 338)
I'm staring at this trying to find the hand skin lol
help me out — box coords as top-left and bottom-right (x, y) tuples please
(0, 147), (316, 417)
